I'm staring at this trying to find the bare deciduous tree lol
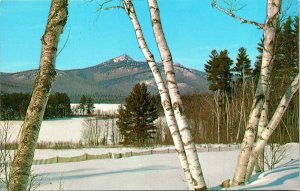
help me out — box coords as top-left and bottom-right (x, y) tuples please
(264, 143), (289, 170)
(0, 121), (14, 190)
(81, 118), (100, 146)
(8, 1), (68, 190)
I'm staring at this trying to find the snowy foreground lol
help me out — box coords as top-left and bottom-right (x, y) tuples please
(29, 143), (299, 190)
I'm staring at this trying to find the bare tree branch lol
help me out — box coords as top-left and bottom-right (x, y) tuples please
(211, 0), (265, 29)
(96, 0), (124, 12)
(57, 28), (71, 57)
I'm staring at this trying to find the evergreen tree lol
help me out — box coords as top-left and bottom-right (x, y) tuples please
(233, 47), (252, 83)
(205, 49), (233, 94)
(205, 49), (219, 91)
(86, 96), (94, 115)
(79, 95), (87, 115)
(293, 16), (299, 67)
(253, 38), (264, 84)
(254, 16), (299, 83)
(117, 83), (158, 145)
(204, 49), (233, 143)
(44, 92), (71, 118)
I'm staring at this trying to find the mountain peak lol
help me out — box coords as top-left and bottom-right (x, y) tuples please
(113, 54), (134, 63)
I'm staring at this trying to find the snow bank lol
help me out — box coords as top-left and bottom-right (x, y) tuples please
(28, 143), (299, 190)
(232, 159), (299, 190)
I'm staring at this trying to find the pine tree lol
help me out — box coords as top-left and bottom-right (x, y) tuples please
(86, 96), (94, 115)
(253, 38), (264, 84)
(79, 95), (87, 115)
(233, 47), (252, 83)
(205, 50), (219, 91)
(117, 83), (158, 145)
(205, 49), (233, 143)
(205, 49), (233, 94)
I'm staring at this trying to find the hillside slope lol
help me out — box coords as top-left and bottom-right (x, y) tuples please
(0, 54), (208, 102)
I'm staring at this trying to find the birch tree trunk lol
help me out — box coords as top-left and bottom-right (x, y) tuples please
(147, 0), (206, 189)
(8, 1), (68, 190)
(255, 100), (269, 173)
(244, 74), (299, 181)
(122, 0), (194, 189)
(231, 0), (281, 186)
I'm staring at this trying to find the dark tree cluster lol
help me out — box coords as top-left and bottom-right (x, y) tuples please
(117, 83), (158, 145)
(204, 47), (252, 143)
(254, 16), (299, 84)
(199, 16), (299, 144)
(44, 92), (72, 119)
(0, 93), (31, 120)
(0, 92), (72, 120)
(78, 95), (94, 115)
(254, 16), (299, 143)
(205, 49), (233, 94)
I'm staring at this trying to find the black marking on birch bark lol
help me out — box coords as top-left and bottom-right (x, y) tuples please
(149, 5), (159, 13)
(166, 71), (175, 75)
(254, 94), (264, 106)
(135, 28), (142, 32)
(175, 149), (185, 154)
(152, 18), (161, 24)
(167, 80), (176, 85)
(163, 57), (172, 63)
(171, 131), (180, 136)
(163, 100), (170, 107)
(183, 139), (194, 147)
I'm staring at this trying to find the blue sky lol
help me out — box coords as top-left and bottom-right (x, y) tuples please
(0, 0), (298, 73)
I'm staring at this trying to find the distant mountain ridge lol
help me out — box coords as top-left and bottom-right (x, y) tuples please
(0, 54), (209, 103)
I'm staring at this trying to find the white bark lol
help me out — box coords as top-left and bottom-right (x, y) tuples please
(254, 100), (269, 173)
(147, 0), (206, 189)
(231, 0), (281, 186)
(122, 0), (194, 189)
(8, 1), (68, 190)
(245, 74), (299, 181)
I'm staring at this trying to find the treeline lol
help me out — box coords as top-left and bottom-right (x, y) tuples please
(181, 16), (299, 144)
(70, 94), (126, 104)
(0, 93), (31, 120)
(0, 92), (72, 120)
(44, 92), (72, 119)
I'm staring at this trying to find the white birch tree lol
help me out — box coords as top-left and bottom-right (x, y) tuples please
(212, 0), (282, 186)
(244, 74), (299, 181)
(8, 1), (68, 190)
(147, 0), (207, 189)
(120, 0), (195, 189)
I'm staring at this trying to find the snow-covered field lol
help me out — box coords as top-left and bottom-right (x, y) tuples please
(3, 118), (85, 142)
(1, 106), (299, 190)
(2, 104), (120, 143)
(25, 143), (299, 190)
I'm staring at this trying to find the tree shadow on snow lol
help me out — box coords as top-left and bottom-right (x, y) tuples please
(245, 171), (299, 190)
(38, 165), (178, 186)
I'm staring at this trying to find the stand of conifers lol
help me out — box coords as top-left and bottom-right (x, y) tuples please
(7, 0), (298, 190)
